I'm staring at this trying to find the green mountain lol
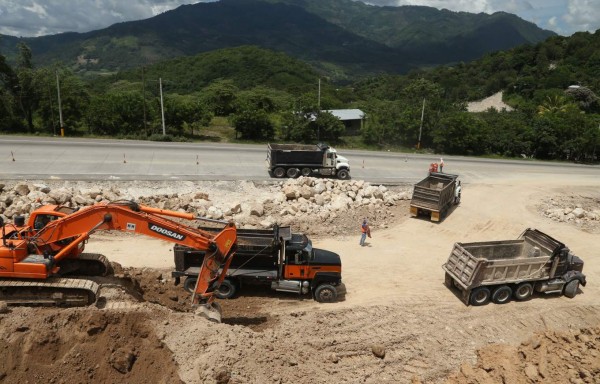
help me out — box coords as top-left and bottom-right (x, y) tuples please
(269, 0), (554, 60)
(0, 0), (555, 78)
(98, 46), (321, 95)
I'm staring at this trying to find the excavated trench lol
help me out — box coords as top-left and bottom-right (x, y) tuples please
(0, 263), (283, 383)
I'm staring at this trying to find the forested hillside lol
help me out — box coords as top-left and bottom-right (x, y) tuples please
(0, 18), (598, 162)
(268, 0), (555, 64)
(352, 31), (600, 161)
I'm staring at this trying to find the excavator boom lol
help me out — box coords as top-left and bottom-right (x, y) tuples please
(0, 201), (237, 321)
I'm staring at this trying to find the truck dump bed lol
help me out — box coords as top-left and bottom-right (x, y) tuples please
(410, 172), (458, 221)
(267, 143), (325, 166)
(174, 226), (295, 275)
(443, 229), (563, 290)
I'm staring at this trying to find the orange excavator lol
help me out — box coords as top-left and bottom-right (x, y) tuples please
(0, 200), (237, 322)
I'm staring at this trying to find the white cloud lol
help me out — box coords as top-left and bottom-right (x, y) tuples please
(0, 0), (203, 37)
(564, 0), (600, 33)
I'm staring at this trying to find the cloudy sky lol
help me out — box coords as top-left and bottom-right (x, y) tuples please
(0, 0), (598, 38)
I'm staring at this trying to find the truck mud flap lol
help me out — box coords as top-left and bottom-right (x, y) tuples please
(443, 273), (470, 305)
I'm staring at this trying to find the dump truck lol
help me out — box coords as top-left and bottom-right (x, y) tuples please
(442, 228), (586, 306)
(410, 172), (460, 221)
(172, 225), (345, 302)
(266, 143), (350, 179)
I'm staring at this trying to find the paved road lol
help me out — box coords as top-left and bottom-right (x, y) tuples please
(1, 136), (599, 184)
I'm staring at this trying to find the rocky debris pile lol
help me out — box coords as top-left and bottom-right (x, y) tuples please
(538, 194), (600, 233)
(445, 327), (600, 383)
(0, 179), (412, 237)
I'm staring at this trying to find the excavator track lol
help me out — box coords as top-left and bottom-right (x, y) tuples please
(58, 253), (113, 277)
(0, 278), (100, 307)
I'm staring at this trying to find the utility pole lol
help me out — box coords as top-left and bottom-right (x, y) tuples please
(318, 78), (321, 109)
(159, 77), (166, 136)
(56, 70), (64, 137)
(417, 98), (425, 150)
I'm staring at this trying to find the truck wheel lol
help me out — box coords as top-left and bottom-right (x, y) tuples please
(273, 167), (286, 178)
(492, 285), (512, 304)
(514, 283), (533, 301)
(337, 169), (350, 180)
(214, 279), (237, 299)
(183, 277), (198, 293)
(314, 284), (337, 303)
(301, 168), (312, 177)
(469, 287), (491, 306)
(286, 168), (299, 178)
(564, 280), (580, 298)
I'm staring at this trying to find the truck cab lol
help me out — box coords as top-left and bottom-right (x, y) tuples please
(324, 146), (350, 178)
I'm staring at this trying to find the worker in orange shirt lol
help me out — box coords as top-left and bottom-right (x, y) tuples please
(429, 163), (438, 174)
(359, 218), (371, 246)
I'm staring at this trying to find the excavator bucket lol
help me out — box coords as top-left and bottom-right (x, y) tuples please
(195, 301), (222, 323)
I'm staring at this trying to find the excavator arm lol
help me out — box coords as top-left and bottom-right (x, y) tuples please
(4, 201), (237, 321)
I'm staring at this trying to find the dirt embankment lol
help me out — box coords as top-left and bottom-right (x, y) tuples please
(0, 309), (182, 384)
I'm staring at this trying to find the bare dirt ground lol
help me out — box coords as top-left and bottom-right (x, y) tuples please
(1, 176), (600, 383)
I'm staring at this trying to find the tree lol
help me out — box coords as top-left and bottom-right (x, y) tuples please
(565, 86), (599, 113)
(309, 111), (344, 143)
(35, 67), (90, 135)
(230, 106), (274, 140)
(431, 112), (484, 155)
(0, 53), (20, 132)
(86, 91), (146, 136)
(537, 94), (579, 115)
(164, 94), (212, 136)
(15, 42), (38, 131)
(201, 79), (239, 116)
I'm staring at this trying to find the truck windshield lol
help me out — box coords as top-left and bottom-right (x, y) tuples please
(304, 242), (314, 261)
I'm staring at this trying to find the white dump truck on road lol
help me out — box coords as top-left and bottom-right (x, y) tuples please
(266, 143), (350, 179)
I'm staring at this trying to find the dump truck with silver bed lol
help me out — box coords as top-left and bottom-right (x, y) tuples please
(410, 172), (460, 222)
(442, 228), (586, 306)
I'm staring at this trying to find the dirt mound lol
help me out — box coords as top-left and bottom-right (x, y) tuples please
(446, 327), (600, 383)
(0, 309), (182, 383)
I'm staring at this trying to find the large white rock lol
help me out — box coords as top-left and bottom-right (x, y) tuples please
(314, 195), (325, 206)
(14, 183), (30, 196)
(300, 186), (314, 199)
(0, 195), (13, 205)
(27, 191), (46, 202)
(250, 204), (264, 217)
(572, 207), (585, 219)
(207, 206), (224, 220)
(330, 195), (351, 211)
(33, 183), (51, 193)
(230, 202), (242, 214)
(49, 188), (73, 204)
(314, 183), (326, 194)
